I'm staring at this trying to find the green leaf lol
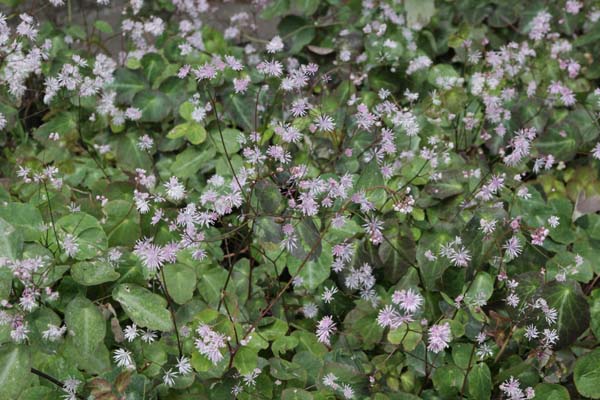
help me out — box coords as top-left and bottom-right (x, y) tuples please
(278, 16), (315, 54)
(94, 20), (113, 34)
(405, 0), (435, 27)
(104, 200), (141, 247)
(355, 161), (385, 208)
(368, 66), (402, 92)
(211, 128), (242, 154)
(132, 90), (172, 123)
(114, 132), (153, 172)
(141, 53), (165, 85)
(112, 284), (173, 331)
(297, 0), (319, 15)
(288, 243), (331, 290)
(170, 146), (216, 179)
(198, 266), (227, 306)
(0, 203), (44, 242)
(388, 322), (422, 351)
(64, 296), (106, 355)
(272, 336), (299, 356)
(233, 346), (258, 375)
(282, 388), (314, 400)
(109, 68), (148, 103)
(533, 383), (570, 400)
(53, 212), (108, 260)
(467, 363), (491, 400)
(0, 218), (23, 261)
(260, 0), (289, 19)
(425, 181), (464, 199)
(574, 348), (600, 399)
(542, 281), (590, 348)
(452, 343), (474, 369)
(71, 261), (120, 286)
(162, 264), (196, 304)
(0, 344), (30, 398)
(465, 272), (494, 306)
(18, 386), (55, 400)
(224, 94), (254, 131)
(167, 122), (207, 144)
(590, 289), (600, 340)
(432, 365), (463, 397)
(33, 112), (77, 142)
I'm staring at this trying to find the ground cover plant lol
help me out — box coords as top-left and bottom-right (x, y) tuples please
(1, 0), (600, 398)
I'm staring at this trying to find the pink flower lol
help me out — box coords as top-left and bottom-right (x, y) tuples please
(427, 322), (452, 353)
(233, 77), (250, 94)
(316, 315), (336, 345)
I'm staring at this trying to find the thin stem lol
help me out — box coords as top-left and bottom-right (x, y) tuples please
(43, 180), (61, 254)
(158, 269), (183, 358)
(31, 368), (84, 399)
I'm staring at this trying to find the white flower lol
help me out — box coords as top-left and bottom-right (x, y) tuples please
(113, 348), (135, 370)
(302, 303), (318, 319)
(176, 356), (192, 375)
(164, 176), (186, 201)
(162, 368), (178, 387)
(62, 234), (79, 258)
(316, 315), (336, 345)
(141, 329), (157, 343)
(124, 324), (139, 342)
(266, 35), (284, 53)
(42, 324), (66, 342)
(427, 322), (452, 353)
(321, 286), (338, 304)
(548, 216), (560, 228)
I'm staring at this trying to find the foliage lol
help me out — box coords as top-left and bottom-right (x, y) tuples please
(0, 0), (600, 399)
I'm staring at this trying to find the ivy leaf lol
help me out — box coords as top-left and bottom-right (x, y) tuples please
(574, 348), (600, 399)
(0, 344), (30, 398)
(64, 296), (106, 355)
(112, 284), (173, 332)
(162, 264), (196, 304)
